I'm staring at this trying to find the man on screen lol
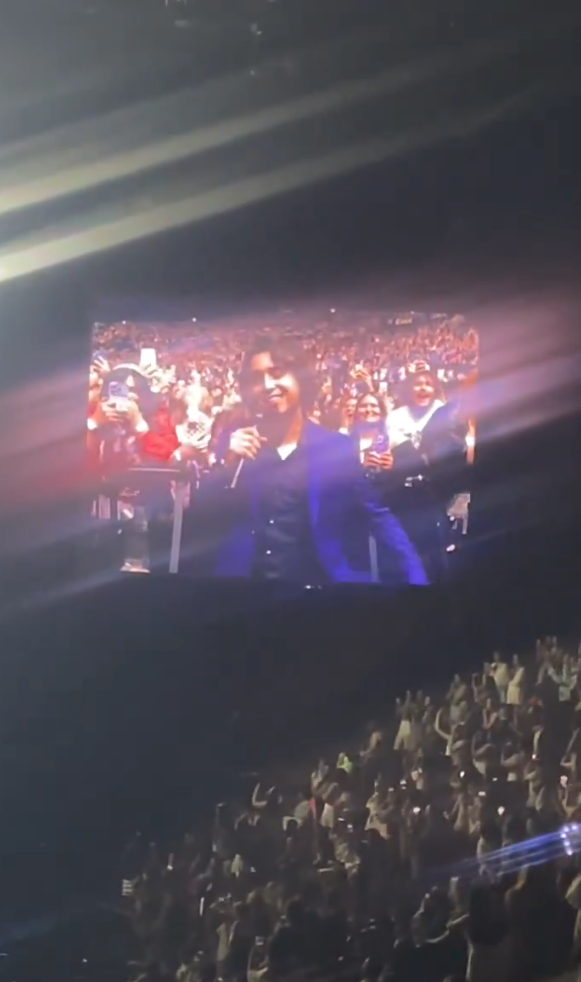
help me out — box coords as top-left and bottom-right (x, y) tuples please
(204, 337), (428, 586)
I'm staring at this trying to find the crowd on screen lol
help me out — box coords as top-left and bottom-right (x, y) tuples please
(90, 310), (477, 464)
(87, 310), (476, 574)
(121, 636), (581, 982)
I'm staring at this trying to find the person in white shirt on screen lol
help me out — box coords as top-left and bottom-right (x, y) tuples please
(382, 362), (461, 579)
(174, 385), (213, 459)
(387, 362), (445, 453)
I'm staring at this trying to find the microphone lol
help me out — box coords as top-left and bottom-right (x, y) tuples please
(229, 414), (264, 490)
(230, 457), (245, 490)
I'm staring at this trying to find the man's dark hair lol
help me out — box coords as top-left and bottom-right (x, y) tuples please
(239, 334), (318, 411)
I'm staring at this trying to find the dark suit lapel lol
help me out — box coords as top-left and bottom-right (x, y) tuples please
(242, 456), (261, 524)
(303, 422), (321, 530)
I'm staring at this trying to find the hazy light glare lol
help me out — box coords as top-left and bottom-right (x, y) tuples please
(0, 79), (540, 285)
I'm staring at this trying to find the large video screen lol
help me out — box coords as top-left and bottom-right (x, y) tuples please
(87, 308), (478, 585)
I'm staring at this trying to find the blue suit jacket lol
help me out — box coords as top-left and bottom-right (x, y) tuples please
(210, 422), (428, 585)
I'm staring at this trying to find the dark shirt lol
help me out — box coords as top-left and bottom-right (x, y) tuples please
(418, 825), (469, 872)
(392, 937), (420, 982)
(318, 911), (348, 964)
(208, 420), (428, 585)
(268, 916), (321, 973)
(418, 930), (467, 982)
(251, 443), (327, 584)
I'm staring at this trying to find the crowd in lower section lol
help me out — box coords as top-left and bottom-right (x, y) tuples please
(122, 637), (581, 982)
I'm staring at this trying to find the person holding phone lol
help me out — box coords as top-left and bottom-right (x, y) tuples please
(351, 391), (415, 586)
(87, 371), (150, 443)
(87, 366), (179, 463)
(351, 392), (393, 473)
(139, 347), (158, 372)
(87, 364), (181, 572)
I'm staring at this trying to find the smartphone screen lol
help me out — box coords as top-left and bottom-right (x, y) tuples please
(108, 381), (129, 401)
(373, 432), (389, 453)
(140, 348), (157, 371)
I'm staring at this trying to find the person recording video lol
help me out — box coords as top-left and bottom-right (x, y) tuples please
(199, 337), (428, 586)
(87, 361), (181, 572)
(351, 392), (393, 473)
(87, 361), (181, 468)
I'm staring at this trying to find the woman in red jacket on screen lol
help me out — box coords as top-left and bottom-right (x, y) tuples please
(87, 363), (180, 468)
(87, 362), (182, 572)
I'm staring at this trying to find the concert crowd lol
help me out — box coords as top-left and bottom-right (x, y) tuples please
(121, 637), (581, 982)
(90, 309), (478, 449)
(88, 310), (477, 577)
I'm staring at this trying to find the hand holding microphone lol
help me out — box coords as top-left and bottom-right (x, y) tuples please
(227, 421), (266, 489)
(228, 426), (265, 462)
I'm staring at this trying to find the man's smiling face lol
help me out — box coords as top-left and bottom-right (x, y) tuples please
(246, 350), (301, 417)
